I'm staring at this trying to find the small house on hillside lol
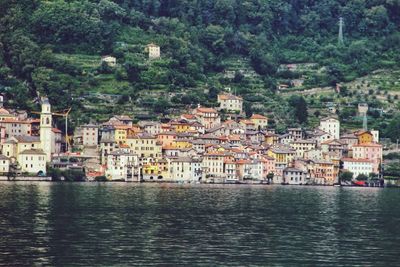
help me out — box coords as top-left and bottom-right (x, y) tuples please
(101, 56), (117, 67)
(146, 43), (160, 59)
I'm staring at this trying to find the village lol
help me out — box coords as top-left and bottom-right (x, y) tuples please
(0, 89), (385, 186)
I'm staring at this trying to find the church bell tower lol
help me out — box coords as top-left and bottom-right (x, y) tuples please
(40, 97), (53, 162)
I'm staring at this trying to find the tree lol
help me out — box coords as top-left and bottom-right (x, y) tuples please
(385, 115), (400, 142)
(153, 98), (170, 115)
(356, 174), (368, 181)
(340, 171), (353, 183)
(266, 172), (274, 183)
(288, 96), (308, 124)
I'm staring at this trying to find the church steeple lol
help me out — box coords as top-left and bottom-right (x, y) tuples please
(40, 97), (53, 162)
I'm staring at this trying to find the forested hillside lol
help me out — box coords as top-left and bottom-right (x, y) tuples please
(1, 0), (400, 136)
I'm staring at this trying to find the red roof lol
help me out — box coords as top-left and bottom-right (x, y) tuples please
(353, 142), (382, 148)
(341, 157), (373, 163)
(196, 107), (218, 113)
(250, 114), (268, 120)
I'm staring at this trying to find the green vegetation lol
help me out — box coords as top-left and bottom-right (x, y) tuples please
(48, 167), (86, 182)
(339, 171), (353, 183)
(1, 0), (400, 136)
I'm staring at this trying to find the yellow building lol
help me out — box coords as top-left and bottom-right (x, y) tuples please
(126, 133), (162, 161)
(290, 139), (317, 158)
(2, 136), (41, 158)
(115, 126), (130, 145)
(268, 145), (296, 164)
(172, 140), (192, 149)
(355, 130), (373, 144)
(143, 163), (159, 176)
(171, 121), (191, 133)
(264, 133), (279, 145)
(250, 114), (268, 130)
(217, 93), (243, 113)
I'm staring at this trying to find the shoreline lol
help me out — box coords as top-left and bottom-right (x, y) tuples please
(0, 179), (396, 188)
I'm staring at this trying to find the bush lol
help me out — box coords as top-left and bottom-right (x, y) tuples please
(94, 176), (108, 182)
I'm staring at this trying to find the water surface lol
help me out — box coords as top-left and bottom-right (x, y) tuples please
(0, 182), (399, 266)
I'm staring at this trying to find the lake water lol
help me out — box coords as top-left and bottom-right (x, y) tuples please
(0, 182), (399, 266)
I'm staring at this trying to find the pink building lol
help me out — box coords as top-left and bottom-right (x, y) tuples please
(352, 142), (382, 173)
(262, 156), (276, 178)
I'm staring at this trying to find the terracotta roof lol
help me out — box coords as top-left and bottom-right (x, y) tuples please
(218, 93), (242, 101)
(19, 149), (46, 155)
(341, 157), (374, 163)
(320, 116), (339, 122)
(353, 142), (382, 148)
(354, 130), (372, 136)
(52, 128), (62, 133)
(0, 119), (33, 124)
(0, 108), (10, 115)
(15, 136), (40, 143)
(196, 107), (218, 113)
(240, 119), (255, 125)
(250, 114), (268, 120)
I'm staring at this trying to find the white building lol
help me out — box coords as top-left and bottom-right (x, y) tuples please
(217, 93), (243, 113)
(319, 117), (340, 140)
(342, 158), (374, 178)
(17, 149), (47, 175)
(0, 155), (10, 174)
(101, 56), (117, 67)
(105, 150), (139, 181)
(40, 98), (53, 162)
(82, 124), (99, 147)
(283, 167), (307, 185)
(147, 43), (160, 59)
(371, 129), (379, 143)
(169, 157), (202, 182)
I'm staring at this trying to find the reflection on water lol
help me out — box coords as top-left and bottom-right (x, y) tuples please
(0, 182), (399, 266)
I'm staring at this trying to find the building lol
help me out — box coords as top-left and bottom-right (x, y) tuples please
(217, 93), (243, 113)
(146, 43), (160, 59)
(40, 98), (53, 162)
(202, 152), (228, 180)
(352, 142), (382, 173)
(156, 131), (177, 147)
(17, 149), (47, 175)
(0, 119), (35, 138)
(320, 139), (346, 158)
(105, 150), (139, 181)
(2, 136), (41, 158)
(193, 107), (220, 129)
(126, 133), (162, 162)
(114, 125), (130, 145)
(139, 121), (162, 135)
(99, 138), (117, 165)
(106, 115), (133, 126)
(358, 103), (368, 116)
(236, 159), (263, 180)
(250, 114), (268, 130)
(283, 167), (307, 185)
(101, 56), (117, 67)
(288, 128), (303, 140)
(319, 117), (340, 140)
(169, 157), (202, 182)
(290, 139), (317, 158)
(342, 158), (374, 178)
(354, 130), (373, 144)
(268, 145), (296, 165)
(82, 124), (99, 147)
(261, 156), (276, 179)
(0, 155), (10, 174)
(312, 160), (337, 185)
